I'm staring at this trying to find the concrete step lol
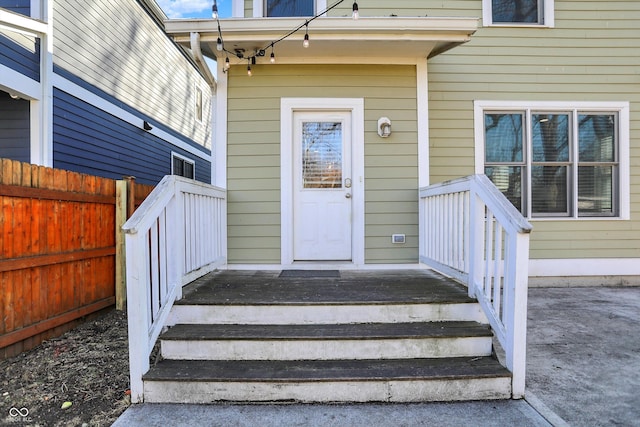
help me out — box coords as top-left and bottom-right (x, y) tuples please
(159, 322), (493, 360)
(142, 357), (512, 403)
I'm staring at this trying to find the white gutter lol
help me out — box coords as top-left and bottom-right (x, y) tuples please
(190, 32), (217, 92)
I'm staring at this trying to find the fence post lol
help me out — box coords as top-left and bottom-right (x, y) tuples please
(115, 180), (128, 310)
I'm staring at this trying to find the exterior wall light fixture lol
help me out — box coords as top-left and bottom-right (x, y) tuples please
(378, 117), (391, 138)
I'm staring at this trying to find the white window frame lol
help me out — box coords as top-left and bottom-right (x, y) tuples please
(483, 0), (555, 28)
(194, 85), (203, 125)
(171, 152), (196, 179)
(474, 100), (630, 220)
(253, 0), (326, 17)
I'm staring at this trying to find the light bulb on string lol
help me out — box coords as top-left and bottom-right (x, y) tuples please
(352, 2), (359, 20)
(303, 24), (310, 48)
(224, 57), (230, 70)
(216, 37), (223, 51)
(270, 44), (275, 63)
(247, 61), (252, 76)
(212, 1), (218, 19)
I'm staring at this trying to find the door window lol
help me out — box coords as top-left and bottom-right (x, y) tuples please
(302, 122), (343, 189)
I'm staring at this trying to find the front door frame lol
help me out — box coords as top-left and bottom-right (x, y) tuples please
(281, 98), (365, 266)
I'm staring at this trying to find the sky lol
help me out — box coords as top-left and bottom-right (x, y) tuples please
(156, 0), (232, 19)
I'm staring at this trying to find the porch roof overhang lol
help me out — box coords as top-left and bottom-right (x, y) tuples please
(164, 17), (478, 64)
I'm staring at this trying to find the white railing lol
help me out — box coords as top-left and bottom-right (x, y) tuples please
(419, 174), (532, 398)
(122, 175), (226, 403)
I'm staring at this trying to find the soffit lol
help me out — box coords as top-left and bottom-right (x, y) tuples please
(164, 17), (478, 63)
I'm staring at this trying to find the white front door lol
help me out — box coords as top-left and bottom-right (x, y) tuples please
(293, 111), (352, 260)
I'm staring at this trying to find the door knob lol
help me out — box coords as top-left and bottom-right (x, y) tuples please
(345, 193), (352, 199)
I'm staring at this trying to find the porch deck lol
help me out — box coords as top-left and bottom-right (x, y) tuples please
(178, 269), (476, 305)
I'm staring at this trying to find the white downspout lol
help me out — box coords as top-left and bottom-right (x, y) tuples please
(189, 32), (217, 91)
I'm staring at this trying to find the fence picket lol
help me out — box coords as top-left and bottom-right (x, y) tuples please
(0, 159), (154, 358)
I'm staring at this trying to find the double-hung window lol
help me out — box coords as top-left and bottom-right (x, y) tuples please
(483, 0), (554, 27)
(172, 153), (195, 180)
(475, 101), (630, 220)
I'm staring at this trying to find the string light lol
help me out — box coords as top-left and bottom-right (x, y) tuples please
(211, 0), (218, 19)
(303, 23), (310, 48)
(214, 0), (356, 73)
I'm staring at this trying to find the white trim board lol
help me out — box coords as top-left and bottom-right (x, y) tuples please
(280, 97), (365, 266)
(222, 263), (430, 271)
(51, 73), (212, 162)
(0, 63), (41, 100)
(529, 258), (640, 277)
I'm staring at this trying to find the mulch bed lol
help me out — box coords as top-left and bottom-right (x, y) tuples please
(1, 309), (131, 426)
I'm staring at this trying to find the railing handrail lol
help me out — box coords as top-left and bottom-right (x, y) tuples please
(123, 175), (226, 403)
(419, 174), (532, 399)
(419, 175), (532, 234)
(123, 175), (226, 235)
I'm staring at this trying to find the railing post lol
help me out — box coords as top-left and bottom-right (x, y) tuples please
(467, 188), (484, 299)
(167, 180), (185, 299)
(505, 232), (530, 398)
(125, 231), (150, 403)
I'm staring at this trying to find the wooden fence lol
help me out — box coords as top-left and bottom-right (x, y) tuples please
(0, 159), (154, 358)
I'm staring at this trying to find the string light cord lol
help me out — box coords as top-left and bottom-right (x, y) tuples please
(214, 0), (356, 70)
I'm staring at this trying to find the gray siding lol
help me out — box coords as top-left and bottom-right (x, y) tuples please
(0, 0), (29, 15)
(52, 0), (211, 150)
(0, 30), (40, 82)
(0, 91), (30, 162)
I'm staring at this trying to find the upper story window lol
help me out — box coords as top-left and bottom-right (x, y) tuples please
(265, 0), (314, 17)
(475, 101), (630, 220)
(195, 87), (203, 123)
(483, 0), (554, 27)
(172, 153), (195, 180)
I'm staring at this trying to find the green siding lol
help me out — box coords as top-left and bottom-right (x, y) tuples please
(426, 0), (640, 260)
(226, 64), (418, 264)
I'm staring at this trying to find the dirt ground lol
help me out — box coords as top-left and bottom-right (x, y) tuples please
(1, 309), (131, 426)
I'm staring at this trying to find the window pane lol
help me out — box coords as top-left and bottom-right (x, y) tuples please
(184, 161), (195, 179)
(532, 114), (569, 162)
(492, 0), (540, 23)
(486, 166), (523, 212)
(579, 114), (615, 162)
(266, 0), (314, 16)
(302, 122), (342, 188)
(532, 165), (568, 214)
(578, 166), (614, 216)
(485, 113), (524, 162)
(173, 157), (184, 176)
(195, 89), (203, 122)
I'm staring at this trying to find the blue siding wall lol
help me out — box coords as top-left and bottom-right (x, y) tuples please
(0, 90), (30, 162)
(53, 88), (211, 185)
(0, 34), (40, 82)
(0, 0), (30, 15)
